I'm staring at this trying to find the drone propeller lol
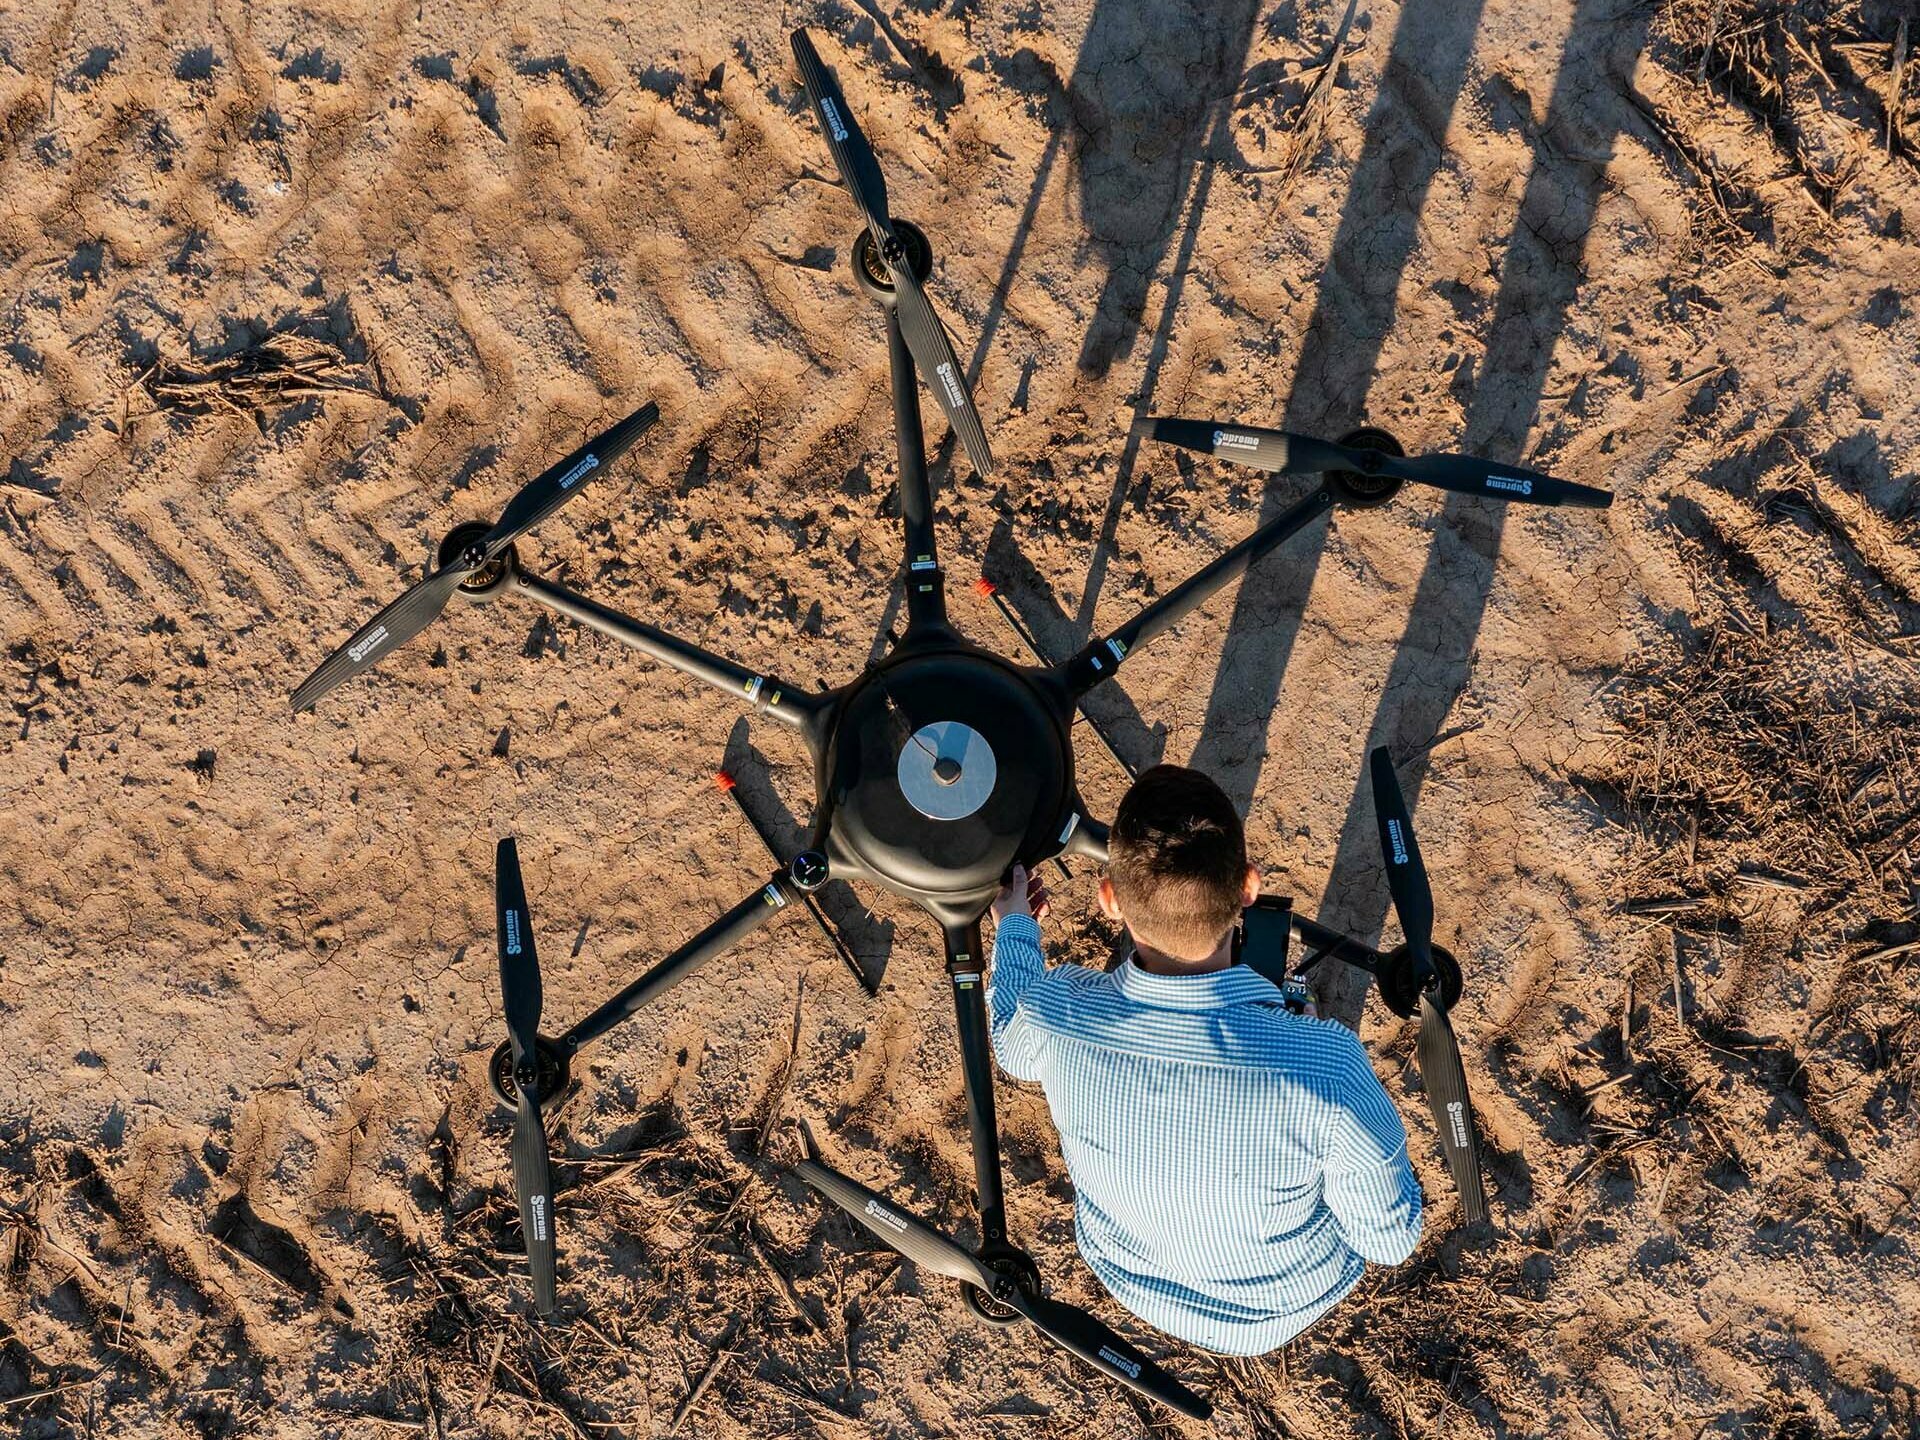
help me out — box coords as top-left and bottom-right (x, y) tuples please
(794, 1158), (1210, 1419)
(1141, 416), (1613, 508)
(790, 28), (995, 477)
(496, 837), (558, 1314)
(290, 401), (660, 711)
(1368, 747), (1489, 1223)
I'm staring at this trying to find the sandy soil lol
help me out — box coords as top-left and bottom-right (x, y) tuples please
(3, 0), (1918, 1435)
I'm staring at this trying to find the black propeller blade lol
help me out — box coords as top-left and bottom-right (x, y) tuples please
(794, 1158), (1210, 1419)
(1368, 747), (1489, 1223)
(291, 401), (660, 711)
(497, 837), (558, 1314)
(1141, 416), (1613, 508)
(790, 28), (995, 477)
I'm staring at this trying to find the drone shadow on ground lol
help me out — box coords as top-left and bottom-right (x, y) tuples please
(983, 0), (1651, 1043)
(986, 0), (1489, 1018)
(1296, 0), (1656, 1033)
(962, 0), (1265, 645)
(1172, 0), (1503, 1031)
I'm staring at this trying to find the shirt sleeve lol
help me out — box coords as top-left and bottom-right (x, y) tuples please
(1320, 1038), (1425, 1265)
(986, 913), (1047, 1082)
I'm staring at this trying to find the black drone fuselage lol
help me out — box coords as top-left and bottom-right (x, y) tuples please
(807, 639), (1079, 928)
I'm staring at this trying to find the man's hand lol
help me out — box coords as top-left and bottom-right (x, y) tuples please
(991, 864), (1050, 923)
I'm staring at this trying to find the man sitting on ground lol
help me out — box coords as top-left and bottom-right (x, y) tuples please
(987, 764), (1423, 1355)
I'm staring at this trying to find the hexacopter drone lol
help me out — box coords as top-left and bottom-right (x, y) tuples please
(291, 29), (1612, 1419)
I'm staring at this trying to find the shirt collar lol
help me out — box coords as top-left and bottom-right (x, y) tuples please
(1112, 956), (1280, 1011)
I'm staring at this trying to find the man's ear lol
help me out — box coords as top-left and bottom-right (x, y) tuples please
(1097, 876), (1123, 922)
(1242, 865), (1262, 907)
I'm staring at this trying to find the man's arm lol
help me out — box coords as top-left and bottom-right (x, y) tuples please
(987, 913), (1047, 1080)
(986, 867), (1050, 1082)
(1321, 1040), (1424, 1264)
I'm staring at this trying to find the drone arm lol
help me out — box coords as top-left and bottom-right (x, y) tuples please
(1289, 912), (1387, 976)
(515, 571), (819, 730)
(976, 583), (1138, 779)
(556, 875), (798, 1055)
(1060, 813), (1110, 866)
(1059, 486), (1334, 695)
(945, 921), (1012, 1250)
(888, 311), (951, 636)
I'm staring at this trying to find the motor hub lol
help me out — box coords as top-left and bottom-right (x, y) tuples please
(440, 520), (513, 602)
(487, 1035), (571, 1111)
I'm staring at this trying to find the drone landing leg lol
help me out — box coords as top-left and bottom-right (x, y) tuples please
(555, 875), (799, 1055)
(716, 773), (876, 997)
(1061, 486), (1334, 695)
(1061, 815), (1110, 866)
(516, 572), (821, 732)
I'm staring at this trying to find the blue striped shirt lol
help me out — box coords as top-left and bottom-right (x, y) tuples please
(986, 913), (1422, 1354)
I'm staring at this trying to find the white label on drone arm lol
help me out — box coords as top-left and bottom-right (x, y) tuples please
(529, 1193), (549, 1240)
(821, 98), (849, 142)
(348, 625), (391, 664)
(910, 555), (938, 571)
(743, 675), (765, 702)
(1059, 812), (1080, 844)
(762, 884), (789, 908)
(1105, 637), (1127, 663)
(1485, 474), (1532, 496)
(504, 909), (523, 955)
(557, 453), (599, 490)
(863, 1198), (908, 1233)
(1096, 1346), (1142, 1379)
(1212, 430), (1261, 452)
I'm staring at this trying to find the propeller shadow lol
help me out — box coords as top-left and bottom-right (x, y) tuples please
(1310, 0), (1656, 1027)
(1186, 0), (1494, 830)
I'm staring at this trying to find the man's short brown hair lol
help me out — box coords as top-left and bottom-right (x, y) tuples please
(1107, 765), (1248, 961)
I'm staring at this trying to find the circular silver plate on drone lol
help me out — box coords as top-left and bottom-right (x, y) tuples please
(896, 721), (998, 821)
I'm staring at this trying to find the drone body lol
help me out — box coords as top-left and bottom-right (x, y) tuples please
(815, 642), (1079, 924)
(288, 25), (1614, 1420)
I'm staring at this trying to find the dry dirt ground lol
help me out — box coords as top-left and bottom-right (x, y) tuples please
(3, 0), (1919, 1436)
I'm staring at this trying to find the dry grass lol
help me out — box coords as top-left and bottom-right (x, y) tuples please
(1590, 624), (1920, 922)
(138, 331), (370, 420)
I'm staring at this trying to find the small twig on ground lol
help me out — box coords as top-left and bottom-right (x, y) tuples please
(668, 1329), (735, 1434)
(1263, 0), (1362, 210)
(473, 1331), (507, 1416)
(1650, 1160), (1677, 1220)
(1889, 19), (1908, 154)
(835, 1262), (859, 1400)
(1670, 931), (1687, 1028)
(1697, 0), (1725, 81)
(2, 1376), (99, 1410)
(140, 329), (372, 417)
(742, 1219), (820, 1333)
(755, 977), (806, 1157)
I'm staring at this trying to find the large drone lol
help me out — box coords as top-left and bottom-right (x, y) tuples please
(291, 28), (1611, 1419)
